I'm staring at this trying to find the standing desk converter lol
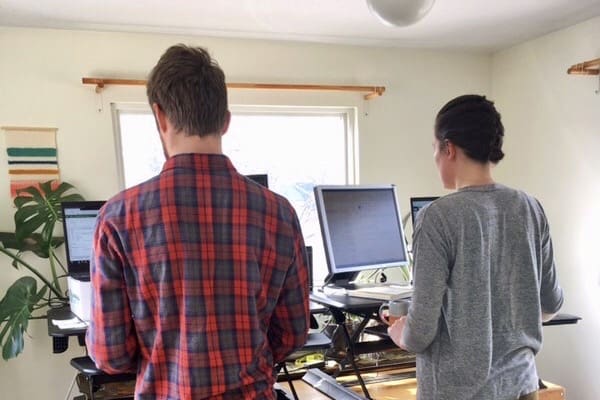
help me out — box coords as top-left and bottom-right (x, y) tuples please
(47, 306), (136, 400)
(48, 302), (333, 400)
(310, 289), (581, 400)
(309, 290), (409, 400)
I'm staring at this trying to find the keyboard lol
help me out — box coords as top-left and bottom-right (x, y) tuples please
(345, 285), (413, 301)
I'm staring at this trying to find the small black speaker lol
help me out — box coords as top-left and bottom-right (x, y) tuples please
(305, 245), (313, 291)
(52, 336), (69, 354)
(305, 245), (319, 329)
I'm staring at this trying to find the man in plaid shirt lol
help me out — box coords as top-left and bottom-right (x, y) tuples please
(86, 44), (310, 399)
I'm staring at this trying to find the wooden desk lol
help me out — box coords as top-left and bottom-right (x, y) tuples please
(281, 376), (566, 399)
(538, 382), (566, 400)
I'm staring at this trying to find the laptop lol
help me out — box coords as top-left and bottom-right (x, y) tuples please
(61, 201), (105, 281)
(410, 196), (439, 227)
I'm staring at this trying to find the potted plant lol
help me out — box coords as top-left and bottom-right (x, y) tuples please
(0, 180), (84, 360)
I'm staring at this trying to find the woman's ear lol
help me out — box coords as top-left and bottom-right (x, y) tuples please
(445, 140), (457, 160)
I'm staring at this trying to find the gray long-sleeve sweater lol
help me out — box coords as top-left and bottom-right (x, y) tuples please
(402, 184), (563, 400)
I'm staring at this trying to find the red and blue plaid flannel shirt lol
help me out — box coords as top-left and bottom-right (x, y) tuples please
(86, 153), (310, 399)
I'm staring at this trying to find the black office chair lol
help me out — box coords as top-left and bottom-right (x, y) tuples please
(277, 331), (333, 400)
(70, 356), (136, 400)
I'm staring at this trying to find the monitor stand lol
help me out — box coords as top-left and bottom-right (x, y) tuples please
(324, 272), (360, 290)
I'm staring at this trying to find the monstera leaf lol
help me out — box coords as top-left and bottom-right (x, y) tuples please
(0, 232), (64, 262)
(13, 180), (83, 248)
(0, 232), (19, 251)
(0, 180), (85, 360)
(0, 277), (47, 360)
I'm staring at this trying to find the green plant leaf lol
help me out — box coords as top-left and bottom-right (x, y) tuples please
(0, 277), (39, 360)
(0, 180), (85, 359)
(0, 237), (23, 270)
(13, 187), (44, 208)
(15, 213), (47, 243)
(12, 234), (65, 259)
(13, 180), (84, 248)
(46, 182), (77, 201)
(0, 232), (19, 251)
(57, 193), (86, 205)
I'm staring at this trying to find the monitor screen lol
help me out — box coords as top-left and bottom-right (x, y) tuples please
(61, 201), (105, 279)
(410, 196), (439, 227)
(314, 185), (409, 286)
(246, 174), (269, 188)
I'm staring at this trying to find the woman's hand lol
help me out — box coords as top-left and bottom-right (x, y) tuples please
(387, 316), (408, 350)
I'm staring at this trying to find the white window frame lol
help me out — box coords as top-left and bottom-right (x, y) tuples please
(111, 102), (154, 191)
(111, 102), (359, 189)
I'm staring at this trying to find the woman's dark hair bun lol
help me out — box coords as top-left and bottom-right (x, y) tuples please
(435, 94), (505, 163)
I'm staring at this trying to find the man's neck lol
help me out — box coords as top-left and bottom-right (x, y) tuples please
(166, 133), (222, 157)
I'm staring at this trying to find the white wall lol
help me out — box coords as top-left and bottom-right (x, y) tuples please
(1, 18), (597, 400)
(0, 27), (490, 399)
(492, 16), (600, 400)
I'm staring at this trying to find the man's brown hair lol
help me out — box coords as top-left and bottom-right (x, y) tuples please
(147, 44), (228, 137)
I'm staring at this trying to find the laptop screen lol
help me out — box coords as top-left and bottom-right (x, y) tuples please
(410, 196), (439, 227)
(61, 201), (105, 280)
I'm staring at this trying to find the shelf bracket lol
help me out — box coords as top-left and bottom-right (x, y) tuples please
(567, 57), (600, 94)
(567, 58), (600, 75)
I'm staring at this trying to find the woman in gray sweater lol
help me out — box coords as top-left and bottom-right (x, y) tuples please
(387, 94), (564, 400)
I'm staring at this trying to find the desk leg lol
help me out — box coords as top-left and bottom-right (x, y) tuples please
(329, 308), (373, 400)
(340, 321), (372, 400)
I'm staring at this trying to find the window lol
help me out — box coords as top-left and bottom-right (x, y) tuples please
(113, 104), (357, 285)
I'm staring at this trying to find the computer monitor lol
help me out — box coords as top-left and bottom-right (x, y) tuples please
(314, 185), (409, 288)
(61, 201), (105, 281)
(246, 174), (269, 188)
(410, 196), (439, 227)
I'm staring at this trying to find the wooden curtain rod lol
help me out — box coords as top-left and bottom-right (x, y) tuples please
(82, 77), (385, 100)
(567, 58), (600, 75)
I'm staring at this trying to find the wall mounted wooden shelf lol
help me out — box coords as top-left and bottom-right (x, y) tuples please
(567, 58), (600, 75)
(82, 77), (385, 100)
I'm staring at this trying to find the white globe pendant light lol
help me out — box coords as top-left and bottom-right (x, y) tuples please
(366, 0), (436, 27)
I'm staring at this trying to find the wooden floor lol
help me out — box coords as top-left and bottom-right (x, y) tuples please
(279, 372), (566, 400)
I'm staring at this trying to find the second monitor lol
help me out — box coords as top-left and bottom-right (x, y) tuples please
(314, 184), (409, 288)
(410, 196), (439, 227)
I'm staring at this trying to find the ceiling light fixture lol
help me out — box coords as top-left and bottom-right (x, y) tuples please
(366, 0), (435, 27)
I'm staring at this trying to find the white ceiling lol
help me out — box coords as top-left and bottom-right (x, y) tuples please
(1, 0), (600, 52)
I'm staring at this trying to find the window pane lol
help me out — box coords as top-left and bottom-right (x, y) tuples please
(118, 112), (165, 188)
(225, 112), (350, 285)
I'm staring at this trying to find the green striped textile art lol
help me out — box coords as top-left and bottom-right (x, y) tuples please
(2, 126), (60, 200)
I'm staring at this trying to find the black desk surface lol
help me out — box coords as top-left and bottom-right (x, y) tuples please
(48, 297), (579, 341)
(48, 301), (330, 338)
(47, 306), (87, 337)
(310, 290), (383, 312)
(543, 313), (581, 326)
(310, 290), (581, 326)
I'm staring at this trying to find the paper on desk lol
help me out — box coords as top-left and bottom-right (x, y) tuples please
(52, 317), (88, 330)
